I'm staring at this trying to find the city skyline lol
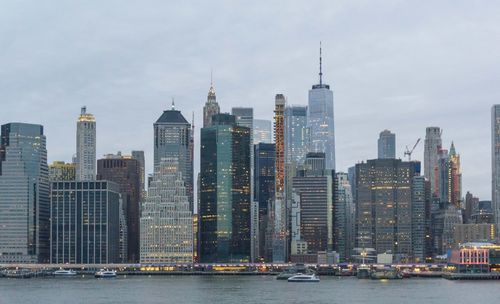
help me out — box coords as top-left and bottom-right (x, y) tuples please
(1, 2), (499, 200)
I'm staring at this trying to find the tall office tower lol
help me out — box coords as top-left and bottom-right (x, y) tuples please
(378, 129), (396, 159)
(232, 107), (255, 260)
(203, 78), (220, 128)
(355, 159), (420, 260)
(308, 44), (335, 170)
(253, 119), (272, 144)
(154, 103), (194, 210)
(0, 123), (49, 263)
(50, 181), (121, 263)
(448, 142), (462, 208)
(411, 176), (432, 263)
(464, 192), (480, 224)
(199, 113), (251, 263)
(97, 152), (141, 262)
(254, 143), (275, 261)
(273, 94), (287, 262)
(334, 172), (355, 262)
(493, 105), (500, 234)
(285, 105), (309, 165)
(140, 158), (193, 263)
(131, 150), (146, 194)
(424, 127), (442, 196)
(292, 153), (333, 256)
(49, 161), (76, 181)
(76, 106), (96, 181)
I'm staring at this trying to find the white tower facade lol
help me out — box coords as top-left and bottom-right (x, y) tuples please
(76, 106), (96, 181)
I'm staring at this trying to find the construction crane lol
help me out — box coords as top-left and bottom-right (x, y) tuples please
(404, 138), (421, 161)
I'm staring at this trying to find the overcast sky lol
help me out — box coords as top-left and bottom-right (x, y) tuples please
(1, 1), (499, 199)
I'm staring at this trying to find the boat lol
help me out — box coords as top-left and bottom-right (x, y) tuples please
(370, 267), (402, 280)
(53, 269), (77, 276)
(356, 264), (371, 279)
(3, 269), (35, 279)
(276, 264), (313, 280)
(288, 273), (320, 283)
(94, 269), (117, 278)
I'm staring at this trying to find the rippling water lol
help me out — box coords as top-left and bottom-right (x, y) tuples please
(0, 275), (498, 304)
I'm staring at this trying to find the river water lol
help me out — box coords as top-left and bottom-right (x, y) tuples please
(0, 275), (497, 304)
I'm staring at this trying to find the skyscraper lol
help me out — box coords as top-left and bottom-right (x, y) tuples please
(254, 143), (275, 261)
(285, 105), (309, 165)
(492, 105), (500, 233)
(199, 113), (251, 263)
(203, 77), (220, 128)
(140, 158), (193, 263)
(424, 127), (442, 196)
(308, 44), (335, 170)
(411, 176), (432, 263)
(334, 172), (355, 262)
(131, 150), (146, 195)
(355, 159), (420, 260)
(273, 94), (287, 262)
(0, 123), (49, 263)
(97, 152), (142, 262)
(378, 129), (396, 159)
(50, 181), (121, 264)
(253, 119), (272, 144)
(154, 103), (194, 210)
(436, 143), (462, 208)
(76, 106), (96, 181)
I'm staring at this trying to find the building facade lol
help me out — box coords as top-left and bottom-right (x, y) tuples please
(492, 105), (500, 234)
(97, 152), (142, 262)
(76, 106), (96, 181)
(334, 172), (355, 262)
(49, 161), (76, 181)
(154, 104), (194, 210)
(199, 113), (251, 263)
(424, 127), (442, 196)
(50, 181), (121, 264)
(140, 158), (193, 263)
(0, 123), (49, 263)
(203, 80), (220, 128)
(285, 105), (309, 165)
(253, 119), (272, 144)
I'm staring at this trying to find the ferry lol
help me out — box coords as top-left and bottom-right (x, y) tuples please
(287, 273), (320, 283)
(95, 269), (117, 278)
(53, 269), (77, 276)
(276, 264), (312, 280)
(356, 264), (371, 279)
(370, 267), (402, 280)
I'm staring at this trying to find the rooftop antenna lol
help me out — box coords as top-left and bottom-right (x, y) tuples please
(171, 97), (175, 110)
(319, 41), (323, 85)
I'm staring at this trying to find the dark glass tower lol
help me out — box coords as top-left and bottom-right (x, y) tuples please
(0, 123), (49, 263)
(97, 153), (141, 262)
(199, 113), (251, 263)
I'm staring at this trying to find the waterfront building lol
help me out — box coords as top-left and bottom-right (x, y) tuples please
(199, 113), (251, 263)
(291, 153), (333, 261)
(203, 78), (220, 128)
(354, 159), (420, 260)
(334, 172), (355, 262)
(431, 203), (463, 255)
(253, 119), (272, 144)
(285, 105), (309, 165)
(0, 123), (49, 263)
(308, 44), (335, 170)
(49, 161), (76, 181)
(154, 102), (194, 210)
(76, 106), (96, 181)
(424, 127), (442, 196)
(411, 176), (432, 262)
(273, 94), (287, 262)
(492, 105), (500, 234)
(254, 143), (275, 261)
(50, 180), (121, 264)
(377, 130), (396, 159)
(448, 242), (500, 273)
(140, 158), (193, 263)
(97, 152), (142, 262)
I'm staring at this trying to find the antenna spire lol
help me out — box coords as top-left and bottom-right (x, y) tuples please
(171, 97), (175, 110)
(319, 41), (323, 85)
(210, 68), (213, 86)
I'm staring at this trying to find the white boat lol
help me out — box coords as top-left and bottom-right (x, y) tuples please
(287, 273), (320, 283)
(95, 269), (117, 278)
(53, 269), (77, 276)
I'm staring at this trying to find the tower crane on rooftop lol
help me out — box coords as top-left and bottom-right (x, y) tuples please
(404, 138), (421, 161)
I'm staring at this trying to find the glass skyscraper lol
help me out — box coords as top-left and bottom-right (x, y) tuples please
(199, 113), (251, 263)
(154, 103), (194, 210)
(285, 105), (309, 165)
(308, 45), (335, 170)
(492, 105), (500, 234)
(378, 129), (396, 159)
(0, 123), (49, 263)
(253, 119), (272, 144)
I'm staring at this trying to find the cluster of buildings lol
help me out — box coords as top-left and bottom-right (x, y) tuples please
(1, 49), (500, 265)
